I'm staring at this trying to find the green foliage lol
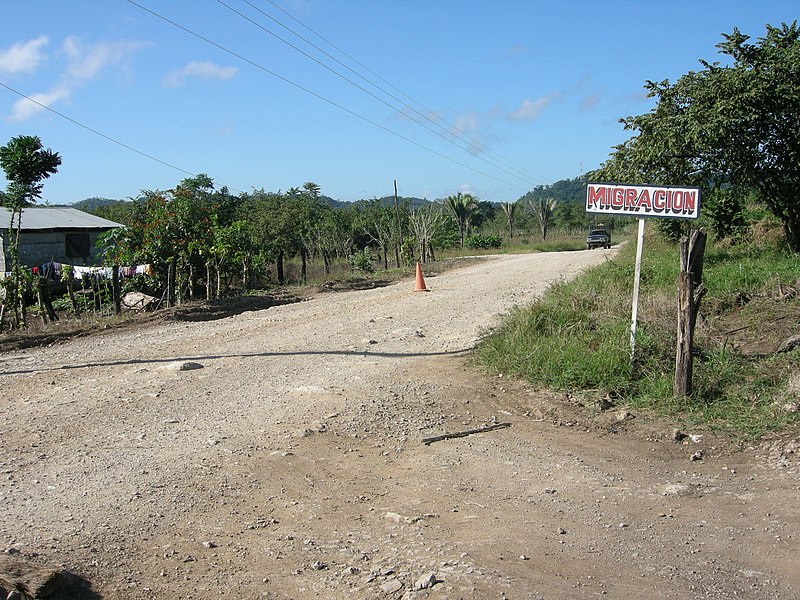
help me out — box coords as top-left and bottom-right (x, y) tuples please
(465, 234), (502, 249)
(349, 248), (375, 274)
(476, 235), (800, 439)
(0, 135), (61, 327)
(0, 135), (61, 209)
(477, 283), (633, 391)
(592, 22), (800, 251)
(444, 192), (478, 248)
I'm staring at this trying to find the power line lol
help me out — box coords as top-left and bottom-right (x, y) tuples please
(219, 0), (541, 187)
(227, 0), (549, 187)
(256, 0), (552, 186)
(0, 81), (249, 195)
(126, 0), (530, 192)
(0, 81), (196, 181)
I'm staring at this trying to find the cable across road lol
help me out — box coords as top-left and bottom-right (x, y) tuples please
(126, 0), (537, 192)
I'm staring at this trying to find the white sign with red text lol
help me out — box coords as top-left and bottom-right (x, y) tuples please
(585, 183), (700, 220)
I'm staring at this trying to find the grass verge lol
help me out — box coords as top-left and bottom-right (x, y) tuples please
(475, 236), (800, 440)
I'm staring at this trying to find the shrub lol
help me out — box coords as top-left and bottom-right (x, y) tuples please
(349, 248), (375, 274)
(465, 234), (502, 250)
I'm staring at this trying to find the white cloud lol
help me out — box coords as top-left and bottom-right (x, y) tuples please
(3, 36), (147, 122)
(0, 36), (49, 74)
(6, 86), (70, 122)
(162, 61), (238, 88)
(509, 92), (561, 122)
(61, 36), (149, 82)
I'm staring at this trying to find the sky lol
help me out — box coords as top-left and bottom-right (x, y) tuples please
(0, 1), (796, 205)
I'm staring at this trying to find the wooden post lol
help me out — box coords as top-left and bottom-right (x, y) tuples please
(674, 229), (707, 397)
(112, 265), (121, 315)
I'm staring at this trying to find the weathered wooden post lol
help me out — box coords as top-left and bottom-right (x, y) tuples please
(674, 229), (707, 396)
(112, 264), (121, 315)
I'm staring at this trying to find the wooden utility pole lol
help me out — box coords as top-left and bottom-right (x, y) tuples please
(674, 229), (707, 396)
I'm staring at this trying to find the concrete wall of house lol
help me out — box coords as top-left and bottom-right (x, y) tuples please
(0, 229), (111, 272)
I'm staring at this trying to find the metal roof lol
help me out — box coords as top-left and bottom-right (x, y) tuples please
(0, 207), (122, 231)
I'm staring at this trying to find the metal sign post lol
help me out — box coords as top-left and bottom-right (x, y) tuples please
(629, 218), (646, 361)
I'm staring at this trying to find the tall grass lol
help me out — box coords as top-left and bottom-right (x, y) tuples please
(475, 235), (800, 440)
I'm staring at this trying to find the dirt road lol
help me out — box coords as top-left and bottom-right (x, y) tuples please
(1, 250), (799, 599)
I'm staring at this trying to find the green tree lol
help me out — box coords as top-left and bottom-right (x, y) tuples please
(594, 22), (800, 251)
(444, 192), (478, 248)
(358, 199), (395, 269)
(0, 135), (61, 327)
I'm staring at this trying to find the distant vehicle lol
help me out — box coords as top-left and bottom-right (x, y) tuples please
(586, 224), (611, 250)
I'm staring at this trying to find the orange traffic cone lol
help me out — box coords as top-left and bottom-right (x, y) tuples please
(413, 261), (430, 292)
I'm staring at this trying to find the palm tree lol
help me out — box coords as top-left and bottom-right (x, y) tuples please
(445, 192), (477, 248)
(527, 197), (558, 241)
(302, 181), (321, 199)
(501, 201), (517, 239)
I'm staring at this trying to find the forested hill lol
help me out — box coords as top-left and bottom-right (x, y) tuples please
(518, 176), (586, 205)
(67, 178), (586, 215)
(70, 197), (126, 212)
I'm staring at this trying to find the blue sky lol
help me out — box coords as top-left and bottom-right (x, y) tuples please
(0, 1), (795, 204)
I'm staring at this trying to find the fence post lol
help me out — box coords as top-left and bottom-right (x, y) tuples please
(674, 229), (707, 396)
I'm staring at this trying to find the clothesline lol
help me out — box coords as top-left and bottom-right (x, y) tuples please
(3, 261), (153, 281)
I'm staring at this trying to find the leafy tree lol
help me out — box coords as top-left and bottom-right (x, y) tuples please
(0, 135), (61, 327)
(469, 200), (496, 232)
(593, 22), (800, 251)
(555, 201), (589, 235)
(314, 208), (354, 274)
(211, 220), (254, 294)
(444, 192), (478, 248)
(358, 199), (395, 269)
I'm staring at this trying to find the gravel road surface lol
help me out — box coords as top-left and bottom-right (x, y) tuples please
(1, 249), (799, 599)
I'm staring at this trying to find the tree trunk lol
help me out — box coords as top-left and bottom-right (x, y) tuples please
(187, 264), (195, 301)
(277, 250), (285, 285)
(674, 230), (707, 397)
(167, 260), (175, 307)
(300, 248), (307, 284)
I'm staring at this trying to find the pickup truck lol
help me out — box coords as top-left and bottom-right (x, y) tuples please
(586, 226), (611, 250)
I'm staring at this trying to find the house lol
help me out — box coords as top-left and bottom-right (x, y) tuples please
(0, 207), (123, 272)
